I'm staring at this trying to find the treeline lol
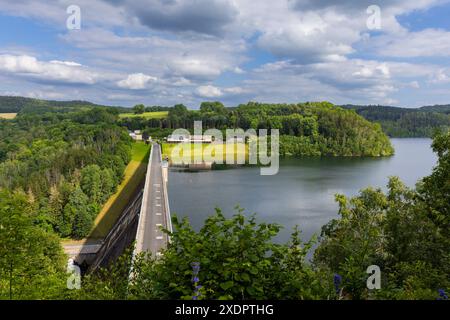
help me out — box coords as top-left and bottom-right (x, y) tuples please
(120, 101), (394, 157)
(0, 108), (132, 239)
(342, 105), (450, 137)
(420, 104), (450, 114)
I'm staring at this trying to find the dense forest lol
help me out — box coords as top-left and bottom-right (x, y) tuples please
(120, 101), (394, 157)
(0, 108), (132, 239)
(342, 105), (450, 137)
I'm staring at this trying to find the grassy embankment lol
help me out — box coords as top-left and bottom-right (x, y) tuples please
(162, 143), (249, 165)
(119, 111), (168, 119)
(87, 142), (150, 239)
(0, 113), (17, 119)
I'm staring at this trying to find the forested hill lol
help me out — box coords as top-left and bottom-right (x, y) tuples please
(0, 95), (126, 114)
(420, 104), (450, 113)
(234, 102), (394, 157)
(124, 101), (394, 157)
(341, 104), (450, 137)
(0, 108), (132, 239)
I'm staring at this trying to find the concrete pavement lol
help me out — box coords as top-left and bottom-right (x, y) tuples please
(134, 143), (170, 257)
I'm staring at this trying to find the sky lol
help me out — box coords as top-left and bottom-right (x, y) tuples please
(1, 0), (450, 108)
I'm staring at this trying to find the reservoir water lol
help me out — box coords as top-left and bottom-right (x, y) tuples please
(168, 138), (437, 243)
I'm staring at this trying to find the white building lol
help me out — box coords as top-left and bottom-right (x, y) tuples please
(167, 134), (212, 143)
(129, 130), (143, 141)
(167, 134), (190, 143)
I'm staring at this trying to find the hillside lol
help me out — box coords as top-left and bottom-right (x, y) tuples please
(121, 101), (394, 157)
(420, 104), (450, 114)
(0, 96), (127, 114)
(341, 104), (450, 137)
(235, 102), (394, 157)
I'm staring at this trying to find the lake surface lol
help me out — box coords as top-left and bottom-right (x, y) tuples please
(168, 139), (437, 243)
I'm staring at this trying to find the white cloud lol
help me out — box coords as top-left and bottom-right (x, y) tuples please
(196, 85), (223, 98)
(409, 81), (420, 89)
(49, 60), (82, 67)
(224, 87), (247, 95)
(429, 69), (450, 83)
(370, 28), (450, 57)
(256, 10), (357, 63)
(62, 28), (247, 81)
(117, 73), (157, 90)
(169, 59), (223, 79)
(0, 54), (98, 84)
(352, 63), (390, 78)
(233, 67), (245, 74)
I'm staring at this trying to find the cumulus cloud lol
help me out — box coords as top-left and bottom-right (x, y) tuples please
(196, 85), (223, 98)
(255, 9), (357, 63)
(371, 28), (450, 57)
(169, 59), (223, 79)
(429, 69), (450, 83)
(352, 63), (390, 78)
(238, 57), (440, 106)
(223, 87), (247, 95)
(117, 73), (157, 89)
(0, 54), (98, 84)
(62, 28), (246, 81)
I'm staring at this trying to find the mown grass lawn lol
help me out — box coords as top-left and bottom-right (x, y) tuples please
(162, 143), (249, 164)
(119, 111), (168, 119)
(0, 113), (17, 119)
(88, 142), (150, 239)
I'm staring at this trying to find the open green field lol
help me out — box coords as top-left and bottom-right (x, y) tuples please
(88, 142), (150, 239)
(119, 111), (168, 119)
(0, 113), (17, 119)
(162, 143), (249, 165)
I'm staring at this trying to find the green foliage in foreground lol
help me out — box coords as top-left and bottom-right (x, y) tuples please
(78, 211), (333, 300)
(315, 130), (450, 299)
(0, 189), (68, 299)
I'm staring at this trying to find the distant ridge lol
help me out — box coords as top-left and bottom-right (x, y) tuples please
(0, 95), (125, 113)
(342, 104), (450, 114)
(340, 104), (450, 137)
(420, 104), (450, 113)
